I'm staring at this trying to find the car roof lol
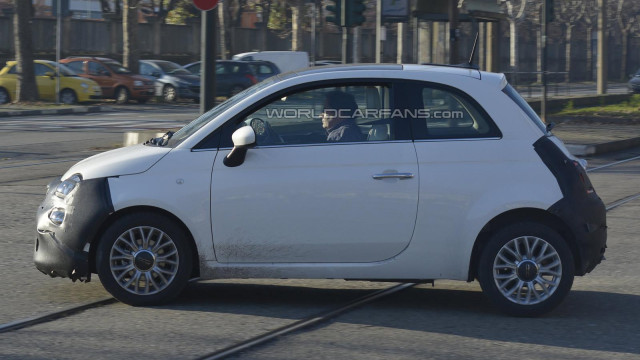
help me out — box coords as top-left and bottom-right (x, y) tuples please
(64, 57), (116, 62)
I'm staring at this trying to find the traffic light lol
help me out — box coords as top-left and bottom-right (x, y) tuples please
(346, 0), (366, 27)
(545, 0), (555, 23)
(326, 0), (343, 26)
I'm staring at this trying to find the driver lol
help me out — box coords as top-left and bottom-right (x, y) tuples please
(321, 91), (364, 142)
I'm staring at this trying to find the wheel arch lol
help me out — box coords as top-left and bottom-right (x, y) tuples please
(467, 207), (580, 282)
(88, 205), (200, 278)
(0, 86), (11, 103)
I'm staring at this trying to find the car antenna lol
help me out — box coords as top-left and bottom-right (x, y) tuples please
(468, 32), (479, 68)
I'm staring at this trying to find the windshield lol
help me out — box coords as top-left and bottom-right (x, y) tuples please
(155, 61), (190, 75)
(167, 78), (277, 147)
(55, 63), (78, 77)
(104, 62), (132, 74)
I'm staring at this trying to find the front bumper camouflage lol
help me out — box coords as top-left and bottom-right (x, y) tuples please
(34, 177), (113, 281)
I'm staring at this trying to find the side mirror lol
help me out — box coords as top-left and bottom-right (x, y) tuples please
(223, 126), (256, 167)
(44, 71), (55, 79)
(151, 71), (161, 78)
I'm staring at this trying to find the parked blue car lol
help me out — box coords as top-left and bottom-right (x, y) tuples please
(139, 60), (200, 102)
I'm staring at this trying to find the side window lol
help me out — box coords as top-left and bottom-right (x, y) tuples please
(139, 63), (153, 76)
(221, 83), (395, 147)
(34, 63), (52, 76)
(396, 81), (501, 140)
(65, 61), (85, 74)
(188, 63), (201, 75)
(8, 65), (17, 74)
(258, 65), (273, 75)
(88, 62), (109, 76)
(216, 64), (227, 75)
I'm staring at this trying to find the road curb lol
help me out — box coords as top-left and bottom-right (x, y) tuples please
(0, 105), (113, 118)
(565, 136), (640, 156)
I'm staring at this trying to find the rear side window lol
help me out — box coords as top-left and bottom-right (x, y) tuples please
(396, 81), (501, 140)
(502, 83), (547, 134)
(65, 61), (84, 74)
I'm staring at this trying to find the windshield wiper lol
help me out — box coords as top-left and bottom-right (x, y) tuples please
(144, 131), (174, 146)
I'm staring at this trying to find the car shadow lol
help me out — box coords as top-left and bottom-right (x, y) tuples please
(162, 281), (640, 355)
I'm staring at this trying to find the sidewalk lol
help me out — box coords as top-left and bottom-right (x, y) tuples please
(551, 118), (640, 156)
(0, 104), (112, 117)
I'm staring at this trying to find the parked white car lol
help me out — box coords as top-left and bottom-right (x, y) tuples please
(35, 64), (607, 316)
(232, 51), (309, 73)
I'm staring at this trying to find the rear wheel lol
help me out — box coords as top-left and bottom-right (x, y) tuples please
(0, 87), (10, 104)
(115, 87), (130, 104)
(60, 89), (77, 104)
(96, 212), (193, 305)
(477, 222), (575, 317)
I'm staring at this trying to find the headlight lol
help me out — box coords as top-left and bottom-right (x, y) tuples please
(54, 174), (82, 198)
(80, 83), (89, 89)
(48, 208), (65, 226)
(134, 80), (143, 86)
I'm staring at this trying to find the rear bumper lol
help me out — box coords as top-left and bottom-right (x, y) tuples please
(549, 195), (607, 275)
(131, 87), (155, 99)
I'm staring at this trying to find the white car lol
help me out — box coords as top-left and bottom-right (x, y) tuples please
(35, 64), (607, 316)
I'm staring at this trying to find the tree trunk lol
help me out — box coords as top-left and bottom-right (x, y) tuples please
(509, 19), (518, 85)
(536, 27), (542, 83)
(13, 0), (37, 102)
(291, 0), (302, 51)
(565, 25), (573, 83)
(586, 26), (593, 81)
(621, 30), (628, 81)
(123, 0), (139, 73)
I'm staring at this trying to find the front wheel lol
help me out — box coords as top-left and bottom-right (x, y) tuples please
(477, 222), (575, 317)
(163, 85), (177, 102)
(60, 89), (77, 104)
(0, 87), (10, 104)
(96, 212), (193, 305)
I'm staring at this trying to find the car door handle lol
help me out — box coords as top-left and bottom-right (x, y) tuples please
(372, 173), (414, 180)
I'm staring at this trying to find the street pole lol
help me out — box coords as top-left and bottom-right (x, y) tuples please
(353, 26), (360, 63)
(200, 8), (217, 114)
(341, 0), (347, 63)
(447, 0), (458, 64)
(541, 0), (547, 123)
(376, 0), (381, 63)
(311, 1), (316, 64)
(56, 0), (61, 104)
(597, 0), (607, 94)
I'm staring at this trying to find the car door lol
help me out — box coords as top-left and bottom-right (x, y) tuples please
(87, 61), (116, 98)
(34, 63), (55, 100)
(210, 82), (419, 263)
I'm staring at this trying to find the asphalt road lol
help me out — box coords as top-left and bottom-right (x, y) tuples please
(0, 110), (639, 359)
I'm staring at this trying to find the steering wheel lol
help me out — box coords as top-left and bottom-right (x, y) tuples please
(249, 118), (284, 145)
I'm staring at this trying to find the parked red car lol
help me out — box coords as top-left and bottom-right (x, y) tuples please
(61, 57), (155, 104)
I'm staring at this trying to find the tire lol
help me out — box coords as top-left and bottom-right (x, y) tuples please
(96, 212), (193, 306)
(115, 87), (130, 104)
(60, 89), (77, 105)
(163, 85), (177, 102)
(0, 87), (10, 104)
(477, 221), (575, 317)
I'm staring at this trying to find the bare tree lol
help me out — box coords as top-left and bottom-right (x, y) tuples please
(556, 0), (586, 82)
(501, 0), (528, 85)
(616, 0), (640, 80)
(583, 0), (599, 81)
(12, 0), (37, 102)
(123, 0), (140, 73)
